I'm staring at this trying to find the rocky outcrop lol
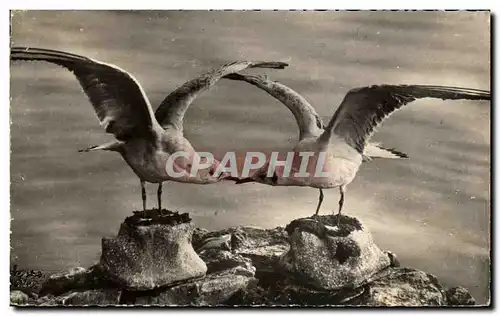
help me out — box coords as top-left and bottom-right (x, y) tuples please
(445, 286), (476, 306)
(193, 225), (289, 274)
(10, 265), (51, 296)
(100, 210), (207, 290)
(38, 266), (114, 297)
(40, 289), (122, 306)
(129, 268), (256, 306)
(10, 211), (477, 307)
(279, 215), (390, 290)
(347, 267), (449, 306)
(10, 290), (29, 305)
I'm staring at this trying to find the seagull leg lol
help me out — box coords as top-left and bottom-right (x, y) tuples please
(157, 182), (163, 215)
(336, 185), (345, 226)
(141, 180), (147, 217)
(314, 189), (324, 216)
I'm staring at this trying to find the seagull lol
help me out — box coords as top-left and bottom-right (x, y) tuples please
(225, 74), (491, 225)
(10, 46), (288, 215)
(223, 73), (409, 215)
(224, 73), (410, 162)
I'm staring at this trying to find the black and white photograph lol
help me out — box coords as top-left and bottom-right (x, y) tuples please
(8, 10), (491, 307)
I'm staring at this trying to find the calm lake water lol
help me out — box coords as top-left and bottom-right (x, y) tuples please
(10, 11), (490, 304)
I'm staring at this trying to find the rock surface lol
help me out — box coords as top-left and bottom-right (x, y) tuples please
(194, 225), (289, 273)
(37, 265), (119, 298)
(347, 267), (448, 306)
(10, 211), (478, 307)
(198, 249), (255, 276)
(445, 286), (476, 306)
(10, 290), (30, 305)
(100, 209), (207, 290)
(129, 268), (256, 306)
(10, 265), (51, 295)
(38, 289), (122, 306)
(279, 215), (391, 290)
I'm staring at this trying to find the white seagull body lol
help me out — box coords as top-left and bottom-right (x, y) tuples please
(10, 46), (288, 213)
(226, 74), (491, 224)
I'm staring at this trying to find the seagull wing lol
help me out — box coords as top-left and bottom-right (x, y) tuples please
(223, 73), (324, 140)
(10, 46), (159, 141)
(154, 61), (288, 132)
(320, 84), (491, 153)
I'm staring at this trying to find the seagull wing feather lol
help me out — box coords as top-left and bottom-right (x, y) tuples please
(154, 61), (288, 132)
(320, 84), (491, 153)
(10, 46), (158, 141)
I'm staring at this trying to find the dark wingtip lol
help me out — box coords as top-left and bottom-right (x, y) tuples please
(256, 61), (289, 69)
(382, 147), (409, 159)
(223, 73), (246, 81)
(275, 62), (289, 69)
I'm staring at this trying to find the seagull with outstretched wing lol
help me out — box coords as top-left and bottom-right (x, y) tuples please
(225, 74), (490, 225)
(10, 46), (288, 215)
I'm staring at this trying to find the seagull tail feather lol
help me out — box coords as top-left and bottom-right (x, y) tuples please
(363, 142), (409, 161)
(77, 140), (124, 153)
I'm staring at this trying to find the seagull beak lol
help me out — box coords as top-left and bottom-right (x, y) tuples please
(219, 174), (239, 181)
(234, 177), (255, 184)
(218, 173), (255, 184)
